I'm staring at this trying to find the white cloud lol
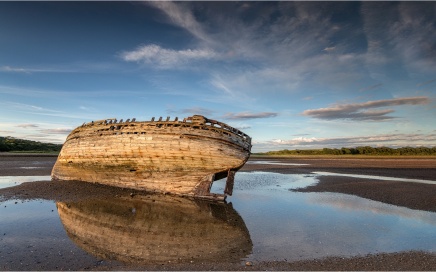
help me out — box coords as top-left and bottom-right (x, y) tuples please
(0, 65), (78, 74)
(135, 2), (368, 92)
(0, 121), (72, 144)
(235, 125), (251, 130)
(121, 44), (219, 69)
(120, 1), (436, 130)
(146, 1), (211, 44)
(210, 76), (236, 97)
(79, 106), (98, 112)
(362, 2), (436, 77)
(223, 112), (278, 120)
(39, 128), (72, 135)
(124, 2), (420, 102)
(165, 106), (219, 119)
(323, 47), (336, 52)
(16, 124), (39, 129)
(302, 96), (431, 121)
(5, 102), (62, 114)
(181, 107), (214, 116)
(0, 101), (99, 120)
(0, 66), (29, 73)
(270, 136), (321, 145)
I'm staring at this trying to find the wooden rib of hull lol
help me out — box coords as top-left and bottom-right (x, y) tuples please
(51, 115), (252, 200)
(56, 195), (252, 263)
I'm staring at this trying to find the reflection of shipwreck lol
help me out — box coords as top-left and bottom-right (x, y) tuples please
(56, 195), (252, 263)
(52, 115), (251, 200)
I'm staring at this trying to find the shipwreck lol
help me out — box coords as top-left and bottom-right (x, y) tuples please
(51, 115), (252, 200)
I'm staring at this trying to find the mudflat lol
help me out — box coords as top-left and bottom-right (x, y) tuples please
(243, 156), (436, 212)
(0, 154), (435, 270)
(0, 153), (57, 176)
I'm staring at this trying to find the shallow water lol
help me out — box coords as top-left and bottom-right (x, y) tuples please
(0, 199), (102, 270)
(0, 171), (435, 268)
(246, 160), (310, 166)
(314, 171), (436, 185)
(0, 176), (50, 189)
(212, 172), (436, 261)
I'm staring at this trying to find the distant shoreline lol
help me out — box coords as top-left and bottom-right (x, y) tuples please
(0, 152), (59, 157)
(2, 152), (436, 159)
(251, 154), (436, 159)
(2, 152), (435, 159)
(254, 146), (436, 157)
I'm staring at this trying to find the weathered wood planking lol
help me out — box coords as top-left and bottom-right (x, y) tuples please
(51, 115), (252, 200)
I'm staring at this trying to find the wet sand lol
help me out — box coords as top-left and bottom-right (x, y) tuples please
(0, 153), (57, 176)
(243, 156), (436, 212)
(1, 154), (436, 270)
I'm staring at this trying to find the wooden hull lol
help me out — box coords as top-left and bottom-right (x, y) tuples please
(51, 115), (251, 200)
(56, 195), (252, 263)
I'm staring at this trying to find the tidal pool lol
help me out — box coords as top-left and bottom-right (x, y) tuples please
(0, 176), (50, 189)
(211, 172), (436, 262)
(0, 171), (435, 268)
(314, 171), (436, 185)
(0, 199), (113, 270)
(246, 160), (310, 166)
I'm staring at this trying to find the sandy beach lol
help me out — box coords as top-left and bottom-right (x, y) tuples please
(0, 154), (435, 270)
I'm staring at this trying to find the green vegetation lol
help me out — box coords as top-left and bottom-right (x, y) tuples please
(0, 136), (62, 153)
(256, 146), (436, 156)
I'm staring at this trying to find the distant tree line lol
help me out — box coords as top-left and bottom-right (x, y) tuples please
(0, 136), (62, 153)
(257, 146), (436, 156)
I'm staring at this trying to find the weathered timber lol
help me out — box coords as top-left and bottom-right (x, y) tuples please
(224, 170), (235, 196)
(51, 115), (252, 200)
(56, 195), (252, 263)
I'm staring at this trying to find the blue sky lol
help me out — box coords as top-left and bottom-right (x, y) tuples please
(1, 1), (435, 152)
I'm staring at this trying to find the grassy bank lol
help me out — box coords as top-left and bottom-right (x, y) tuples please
(0, 136), (62, 153)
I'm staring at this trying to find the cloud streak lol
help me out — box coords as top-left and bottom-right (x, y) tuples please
(302, 96), (430, 121)
(0, 65), (76, 74)
(224, 112), (278, 120)
(16, 124), (39, 128)
(362, 2), (436, 77)
(39, 128), (72, 135)
(417, 79), (436, 87)
(166, 107), (215, 117)
(1, 66), (30, 73)
(123, 2), (436, 103)
(360, 83), (382, 92)
(120, 44), (219, 69)
(146, 1), (211, 44)
(1, 101), (100, 121)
